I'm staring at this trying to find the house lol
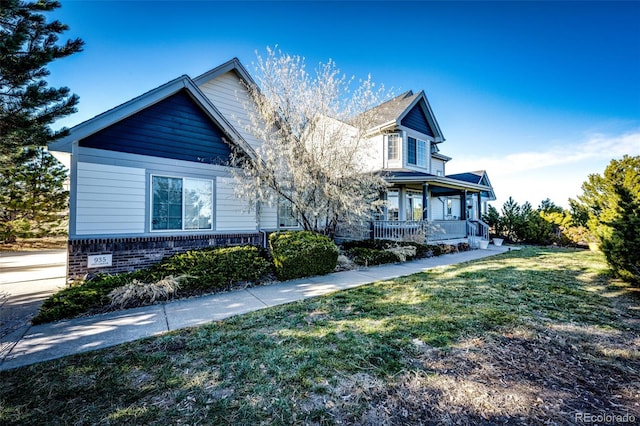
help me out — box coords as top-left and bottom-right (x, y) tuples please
(349, 90), (496, 242)
(49, 58), (494, 279)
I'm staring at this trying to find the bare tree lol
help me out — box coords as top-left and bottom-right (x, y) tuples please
(232, 48), (391, 238)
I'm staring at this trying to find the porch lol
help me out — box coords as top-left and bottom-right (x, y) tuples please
(370, 219), (489, 244)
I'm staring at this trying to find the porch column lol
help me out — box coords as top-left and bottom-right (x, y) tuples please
(476, 192), (482, 220)
(460, 190), (467, 220)
(422, 183), (429, 221)
(398, 185), (406, 221)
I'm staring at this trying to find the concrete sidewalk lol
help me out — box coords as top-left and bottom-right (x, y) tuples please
(0, 246), (511, 371)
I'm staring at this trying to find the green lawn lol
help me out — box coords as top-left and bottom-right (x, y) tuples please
(1, 247), (638, 425)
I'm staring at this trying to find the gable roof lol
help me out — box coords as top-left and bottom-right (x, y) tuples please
(49, 72), (256, 159)
(361, 90), (445, 142)
(192, 57), (257, 88)
(447, 170), (496, 200)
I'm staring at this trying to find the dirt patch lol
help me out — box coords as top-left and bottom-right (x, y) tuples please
(294, 322), (639, 425)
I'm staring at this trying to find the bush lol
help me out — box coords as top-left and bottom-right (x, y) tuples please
(342, 239), (433, 260)
(341, 240), (455, 266)
(33, 272), (133, 324)
(439, 244), (459, 254)
(269, 231), (339, 280)
(457, 242), (471, 252)
(152, 245), (272, 291)
(33, 245), (272, 324)
(345, 247), (399, 266)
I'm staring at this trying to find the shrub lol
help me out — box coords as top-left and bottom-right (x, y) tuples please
(439, 244), (459, 255)
(341, 240), (481, 265)
(269, 231), (339, 280)
(32, 273), (131, 324)
(153, 245), (272, 291)
(384, 245), (417, 262)
(345, 247), (399, 266)
(457, 242), (471, 252)
(33, 245), (273, 324)
(342, 239), (432, 260)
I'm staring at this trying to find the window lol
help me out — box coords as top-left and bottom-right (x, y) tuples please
(407, 137), (416, 165)
(387, 134), (399, 160)
(278, 199), (298, 228)
(446, 198), (453, 215)
(407, 137), (427, 168)
(386, 190), (399, 221)
(406, 190), (423, 220)
(416, 140), (427, 167)
(152, 176), (213, 231)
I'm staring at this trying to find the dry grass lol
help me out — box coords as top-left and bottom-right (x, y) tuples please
(107, 275), (188, 309)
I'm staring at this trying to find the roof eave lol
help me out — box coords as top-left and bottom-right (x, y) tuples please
(192, 57), (257, 88)
(48, 75), (194, 153)
(48, 74), (258, 161)
(385, 174), (492, 192)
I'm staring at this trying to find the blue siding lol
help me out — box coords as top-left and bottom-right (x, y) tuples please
(401, 103), (434, 137)
(79, 91), (232, 164)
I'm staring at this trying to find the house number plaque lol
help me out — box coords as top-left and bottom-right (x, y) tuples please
(87, 254), (113, 268)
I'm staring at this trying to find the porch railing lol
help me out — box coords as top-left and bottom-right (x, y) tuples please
(372, 220), (428, 242)
(467, 219), (490, 241)
(371, 220), (468, 242)
(431, 220), (467, 240)
(336, 219), (489, 244)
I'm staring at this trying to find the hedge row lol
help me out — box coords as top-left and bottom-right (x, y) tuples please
(33, 245), (272, 324)
(342, 239), (471, 266)
(34, 234), (472, 324)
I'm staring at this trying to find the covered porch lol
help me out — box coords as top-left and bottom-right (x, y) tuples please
(373, 170), (494, 243)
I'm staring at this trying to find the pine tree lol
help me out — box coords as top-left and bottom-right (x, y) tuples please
(1, 0), (82, 242)
(579, 155), (640, 284)
(0, 146), (68, 242)
(0, 0), (84, 163)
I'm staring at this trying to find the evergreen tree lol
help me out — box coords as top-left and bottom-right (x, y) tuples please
(1, 0), (82, 242)
(578, 155), (640, 284)
(0, 0), (84, 163)
(0, 146), (68, 242)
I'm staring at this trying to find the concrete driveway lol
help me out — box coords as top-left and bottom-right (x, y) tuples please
(0, 250), (67, 357)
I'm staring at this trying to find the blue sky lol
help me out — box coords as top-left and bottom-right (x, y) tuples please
(48, 0), (640, 209)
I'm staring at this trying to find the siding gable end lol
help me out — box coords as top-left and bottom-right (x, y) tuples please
(79, 90), (232, 164)
(400, 102), (434, 137)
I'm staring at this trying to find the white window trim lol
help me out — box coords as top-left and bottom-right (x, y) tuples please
(277, 198), (299, 229)
(406, 135), (429, 170)
(150, 174), (215, 232)
(386, 133), (400, 161)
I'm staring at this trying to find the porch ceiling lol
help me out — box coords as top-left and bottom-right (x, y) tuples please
(382, 169), (491, 193)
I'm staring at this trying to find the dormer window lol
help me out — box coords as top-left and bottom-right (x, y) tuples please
(408, 137), (427, 168)
(387, 133), (400, 160)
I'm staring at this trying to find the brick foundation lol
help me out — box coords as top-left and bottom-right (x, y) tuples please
(67, 232), (263, 280)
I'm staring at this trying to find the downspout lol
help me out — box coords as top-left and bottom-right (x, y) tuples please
(256, 201), (268, 248)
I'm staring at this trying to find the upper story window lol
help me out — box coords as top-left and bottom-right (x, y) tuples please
(407, 137), (427, 168)
(152, 176), (213, 231)
(387, 134), (400, 160)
